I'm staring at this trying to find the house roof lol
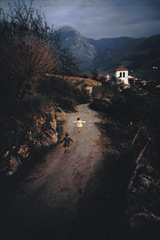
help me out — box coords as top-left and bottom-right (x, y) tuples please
(98, 74), (106, 78)
(116, 67), (128, 71)
(128, 75), (135, 79)
(110, 74), (115, 77)
(119, 83), (130, 86)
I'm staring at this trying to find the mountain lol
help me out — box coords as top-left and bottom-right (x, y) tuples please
(122, 34), (160, 71)
(59, 26), (160, 74)
(89, 37), (146, 73)
(59, 26), (96, 68)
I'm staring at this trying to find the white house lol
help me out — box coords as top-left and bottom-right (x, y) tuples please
(106, 73), (110, 81)
(115, 67), (129, 84)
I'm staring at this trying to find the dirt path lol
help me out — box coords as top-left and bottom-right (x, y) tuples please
(3, 104), (106, 240)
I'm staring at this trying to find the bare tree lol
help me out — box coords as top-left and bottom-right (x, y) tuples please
(0, 0), (58, 100)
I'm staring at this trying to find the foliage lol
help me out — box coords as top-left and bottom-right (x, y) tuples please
(0, 0), (83, 175)
(0, 0), (58, 101)
(37, 76), (90, 111)
(54, 45), (83, 77)
(91, 67), (99, 80)
(91, 84), (160, 168)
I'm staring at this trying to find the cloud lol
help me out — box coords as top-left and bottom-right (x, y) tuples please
(39, 0), (160, 38)
(1, 0), (160, 38)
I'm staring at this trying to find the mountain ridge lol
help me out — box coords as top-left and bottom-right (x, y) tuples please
(59, 26), (160, 74)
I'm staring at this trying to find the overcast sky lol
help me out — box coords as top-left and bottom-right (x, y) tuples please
(0, 0), (160, 39)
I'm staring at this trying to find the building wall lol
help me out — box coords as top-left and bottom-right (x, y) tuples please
(115, 70), (128, 84)
(85, 86), (93, 94)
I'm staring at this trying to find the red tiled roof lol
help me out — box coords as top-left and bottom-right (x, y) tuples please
(116, 67), (128, 71)
(110, 74), (115, 77)
(120, 83), (130, 86)
(98, 74), (106, 77)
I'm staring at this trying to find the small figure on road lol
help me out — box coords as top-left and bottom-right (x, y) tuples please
(61, 132), (74, 153)
(72, 117), (86, 133)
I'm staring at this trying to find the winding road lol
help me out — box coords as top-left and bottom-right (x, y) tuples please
(2, 104), (106, 240)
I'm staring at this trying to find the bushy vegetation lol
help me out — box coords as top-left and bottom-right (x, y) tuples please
(90, 84), (160, 165)
(0, 0), (87, 175)
(90, 82), (160, 239)
(37, 76), (90, 111)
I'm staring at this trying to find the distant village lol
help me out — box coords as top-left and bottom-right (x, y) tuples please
(87, 66), (159, 90)
(89, 67), (145, 89)
(49, 66), (160, 97)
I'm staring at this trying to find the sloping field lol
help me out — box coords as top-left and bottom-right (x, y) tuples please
(46, 74), (102, 87)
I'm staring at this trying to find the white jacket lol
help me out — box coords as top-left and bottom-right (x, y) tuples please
(72, 120), (86, 128)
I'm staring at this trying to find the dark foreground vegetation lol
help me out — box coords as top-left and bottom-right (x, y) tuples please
(0, 0), (87, 178)
(85, 83), (160, 240)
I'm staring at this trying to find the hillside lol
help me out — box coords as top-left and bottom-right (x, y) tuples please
(59, 26), (96, 68)
(59, 26), (160, 74)
(123, 34), (160, 70)
(90, 36), (146, 73)
(53, 74), (102, 87)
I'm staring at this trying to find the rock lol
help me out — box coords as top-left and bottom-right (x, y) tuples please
(56, 107), (63, 113)
(41, 129), (58, 147)
(8, 156), (21, 175)
(85, 85), (93, 95)
(55, 109), (66, 121)
(33, 139), (42, 147)
(18, 144), (30, 158)
(139, 174), (154, 189)
(36, 117), (45, 133)
(4, 150), (10, 158)
(49, 108), (55, 119)
(50, 119), (57, 131)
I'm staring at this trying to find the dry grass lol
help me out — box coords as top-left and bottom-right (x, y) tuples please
(46, 74), (102, 87)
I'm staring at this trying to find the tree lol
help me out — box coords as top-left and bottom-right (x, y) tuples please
(0, 0), (84, 174)
(0, 0), (58, 101)
(0, 0), (61, 157)
(91, 67), (99, 80)
(55, 46), (83, 77)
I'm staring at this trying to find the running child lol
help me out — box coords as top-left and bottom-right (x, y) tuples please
(61, 132), (74, 153)
(72, 117), (86, 133)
